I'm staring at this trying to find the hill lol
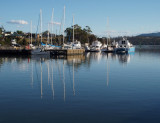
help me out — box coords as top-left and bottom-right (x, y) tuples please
(138, 32), (160, 37)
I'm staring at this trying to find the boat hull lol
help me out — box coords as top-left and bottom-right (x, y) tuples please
(115, 47), (135, 53)
(31, 48), (50, 55)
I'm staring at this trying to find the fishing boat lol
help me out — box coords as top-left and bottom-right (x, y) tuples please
(90, 41), (102, 52)
(115, 38), (135, 53)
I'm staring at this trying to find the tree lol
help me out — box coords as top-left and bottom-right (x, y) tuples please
(65, 24), (95, 44)
(42, 30), (50, 37)
(0, 28), (2, 35)
(16, 30), (24, 35)
(83, 26), (92, 34)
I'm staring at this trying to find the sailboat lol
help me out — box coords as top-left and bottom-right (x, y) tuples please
(29, 21), (36, 49)
(44, 8), (61, 50)
(101, 18), (115, 53)
(31, 9), (50, 55)
(63, 15), (82, 49)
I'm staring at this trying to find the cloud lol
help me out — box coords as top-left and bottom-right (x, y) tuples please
(7, 20), (28, 25)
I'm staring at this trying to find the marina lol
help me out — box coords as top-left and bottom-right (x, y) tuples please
(1, 0), (160, 123)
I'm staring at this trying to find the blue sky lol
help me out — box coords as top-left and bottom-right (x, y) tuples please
(0, 0), (160, 37)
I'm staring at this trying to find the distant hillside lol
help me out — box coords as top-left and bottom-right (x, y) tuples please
(138, 32), (160, 37)
(111, 36), (160, 45)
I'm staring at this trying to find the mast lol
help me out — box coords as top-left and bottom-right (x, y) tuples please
(63, 6), (65, 45)
(30, 20), (32, 44)
(47, 23), (50, 44)
(51, 8), (54, 45)
(73, 15), (74, 46)
(40, 9), (42, 43)
(107, 17), (109, 45)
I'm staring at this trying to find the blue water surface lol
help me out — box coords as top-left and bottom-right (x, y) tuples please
(0, 47), (160, 123)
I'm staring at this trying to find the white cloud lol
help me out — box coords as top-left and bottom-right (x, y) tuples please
(7, 20), (28, 25)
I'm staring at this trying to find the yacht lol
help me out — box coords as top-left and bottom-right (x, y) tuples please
(84, 45), (90, 52)
(72, 41), (81, 49)
(64, 41), (81, 49)
(115, 38), (135, 53)
(90, 41), (102, 52)
(101, 40), (118, 53)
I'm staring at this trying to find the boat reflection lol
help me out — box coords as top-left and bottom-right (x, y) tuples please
(0, 53), (133, 101)
(28, 54), (85, 101)
(86, 52), (133, 65)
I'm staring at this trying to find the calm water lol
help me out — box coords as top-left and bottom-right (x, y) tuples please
(0, 47), (160, 123)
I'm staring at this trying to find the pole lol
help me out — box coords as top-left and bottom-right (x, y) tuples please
(40, 9), (42, 43)
(31, 20), (32, 45)
(63, 6), (65, 45)
(73, 15), (74, 44)
(51, 8), (54, 45)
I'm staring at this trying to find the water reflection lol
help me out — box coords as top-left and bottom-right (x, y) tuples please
(0, 47), (160, 101)
(1, 48), (160, 123)
(86, 52), (132, 65)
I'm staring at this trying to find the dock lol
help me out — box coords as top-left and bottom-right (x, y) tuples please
(49, 49), (85, 58)
(0, 47), (31, 55)
(0, 47), (85, 57)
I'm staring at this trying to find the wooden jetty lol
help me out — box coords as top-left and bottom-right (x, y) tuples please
(49, 49), (85, 56)
(0, 47), (31, 55)
(0, 46), (85, 57)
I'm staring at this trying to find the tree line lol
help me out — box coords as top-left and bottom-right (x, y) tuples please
(1, 25), (160, 46)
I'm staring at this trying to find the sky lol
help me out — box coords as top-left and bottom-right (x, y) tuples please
(0, 0), (160, 37)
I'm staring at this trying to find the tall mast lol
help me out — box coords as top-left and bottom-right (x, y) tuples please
(51, 8), (54, 45)
(73, 15), (74, 44)
(107, 17), (109, 45)
(30, 20), (32, 45)
(40, 9), (42, 43)
(47, 23), (50, 44)
(63, 6), (65, 45)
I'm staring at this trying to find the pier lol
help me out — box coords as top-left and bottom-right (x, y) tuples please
(0, 47), (31, 55)
(0, 47), (85, 57)
(49, 49), (85, 58)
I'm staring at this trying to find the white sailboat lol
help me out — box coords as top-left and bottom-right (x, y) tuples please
(101, 17), (115, 52)
(31, 9), (50, 55)
(63, 15), (82, 49)
(29, 21), (36, 49)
